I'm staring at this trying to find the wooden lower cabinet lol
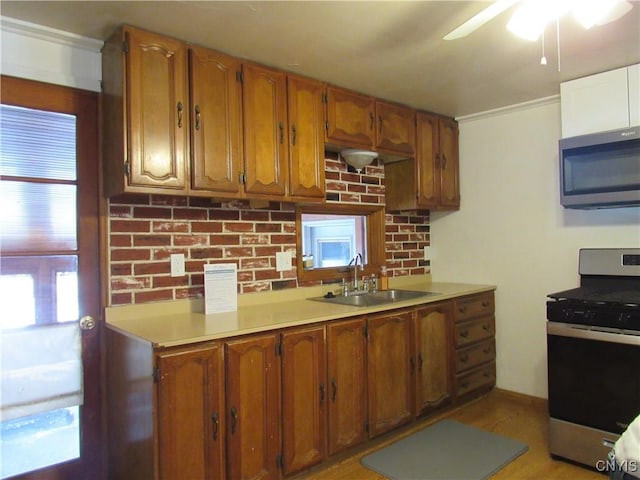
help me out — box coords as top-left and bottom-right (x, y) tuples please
(157, 344), (225, 480)
(225, 334), (281, 480)
(281, 325), (327, 475)
(326, 317), (368, 455)
(106, 291), (496, 479)
(414, 302), (452, 416)
(367, 310), (414, 438)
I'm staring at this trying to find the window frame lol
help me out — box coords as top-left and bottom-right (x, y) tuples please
(295, 203), (386, 283)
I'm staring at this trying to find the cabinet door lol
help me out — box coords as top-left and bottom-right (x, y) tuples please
(414, 112), (439, 208)
(367, 310), (414, 438)
(438, 118), (460, 209)
(287, 75), (326, 200)
(415, 303), (452, 416)
(189, 45), (243, 196)
(225, 334), (281, 480)
(325, 85), (375, 149)
(375, 101), (415, 155)
(156, 344), (224, 480)
(125, 27), (188, 191)
(241, 63), (289, 198)
(326, 317), (368, 455)
(281, 325), (327, 475)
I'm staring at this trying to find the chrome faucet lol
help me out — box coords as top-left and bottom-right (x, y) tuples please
(348, 253), (363, 293)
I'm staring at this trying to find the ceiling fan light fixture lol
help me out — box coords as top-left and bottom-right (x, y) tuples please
(507, 0), (571, 41)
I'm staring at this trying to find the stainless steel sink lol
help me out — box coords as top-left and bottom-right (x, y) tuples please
(310, 289), (440, 307)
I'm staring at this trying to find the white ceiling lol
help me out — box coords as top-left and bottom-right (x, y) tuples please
(1, 1), (639, 117)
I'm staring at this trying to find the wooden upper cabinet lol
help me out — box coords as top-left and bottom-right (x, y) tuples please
(103, 26), (189, 195)
(326, 317), (368, 455)
(438, 117), (460, 209)
(384, 111), (460, 211)
(156, 344), (225, 480)
(324, 85), (375, 150)
(189, 45), (243, 196)
(281, 325), (327, 475)
(367, 310), (414, 438)
(287, 75), (326, 201)
(241, 63), (289, 199)
(414, 303), (452, 417)
(225, 334), (281, 480)
(375, 100), (416, 156)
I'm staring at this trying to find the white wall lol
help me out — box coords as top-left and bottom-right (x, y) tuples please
(431, 98), (640, 399)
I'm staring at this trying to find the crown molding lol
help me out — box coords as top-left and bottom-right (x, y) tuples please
(1, 16), (103, 52)
(456, 95), (560, 123)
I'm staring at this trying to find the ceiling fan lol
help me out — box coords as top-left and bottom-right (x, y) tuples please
(443, 0), (634, 41)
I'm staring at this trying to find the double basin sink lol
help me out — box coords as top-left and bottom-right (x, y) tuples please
(310, 289), (440, 307)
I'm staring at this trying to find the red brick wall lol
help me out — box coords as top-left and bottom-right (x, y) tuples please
(108, 153), (430, 305)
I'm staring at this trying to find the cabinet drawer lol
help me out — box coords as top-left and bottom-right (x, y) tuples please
(453, 292), (494, 322)
(454, 316), (494, 348)
(455, 339), (495, 373)
(455, 362), (495, 397)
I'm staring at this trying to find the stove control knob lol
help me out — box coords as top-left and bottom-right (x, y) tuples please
(618, 313), (630, 328)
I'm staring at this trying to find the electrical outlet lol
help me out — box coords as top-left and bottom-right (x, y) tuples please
(423, 246), (431, 261)
(275, 251), (292, 272)
(170, 253), (185, 277)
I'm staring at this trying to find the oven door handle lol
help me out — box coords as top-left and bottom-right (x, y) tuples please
(547, 322), (640, 346)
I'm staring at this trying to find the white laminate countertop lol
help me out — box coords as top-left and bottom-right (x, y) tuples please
(105, 277), (495, 348)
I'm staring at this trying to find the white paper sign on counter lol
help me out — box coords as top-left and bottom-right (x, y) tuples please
(204, 263), (238, 314)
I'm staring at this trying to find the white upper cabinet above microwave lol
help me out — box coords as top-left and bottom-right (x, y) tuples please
(561, 64), (639, 138)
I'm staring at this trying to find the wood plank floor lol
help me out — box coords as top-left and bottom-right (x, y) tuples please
(300, 389), (605, 479)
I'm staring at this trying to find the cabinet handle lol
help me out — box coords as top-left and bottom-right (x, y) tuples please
(230, 407), (238, 435)
(418, 352), (424, 372)
(458, 305), (467, 314)
(279, 122), (284, 144)
(441, 153), (447, 169)
(177, 101), (183, 128)
(194, 105), (201, 131)
(483, 371), (491, 378)
(460, 354), (469, 363)
(319, 383), (325, 404)
(212, 412), (219, 440)
(410, 356), (415, 374)
(331, 378), (337, 401)
(291, 124), (297, 146)
(482, 324), (490, 331)
(482, 300), (490, 307)
(369, 112), (374, 131)
(483, 347), (492, 355)
(378, 115), (383, 134)
(460, 330), (469, 338)
(460, 381), (469, 389)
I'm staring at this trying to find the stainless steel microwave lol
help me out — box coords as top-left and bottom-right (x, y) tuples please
(559, 127), (640, 209)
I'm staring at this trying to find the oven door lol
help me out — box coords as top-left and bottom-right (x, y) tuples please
(547, 322), (640, 433)
(547, 322), (640, 467)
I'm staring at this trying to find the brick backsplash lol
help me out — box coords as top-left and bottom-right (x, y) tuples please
(108, 152), (430, 305)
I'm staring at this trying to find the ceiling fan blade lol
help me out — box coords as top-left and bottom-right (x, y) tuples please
(443, 0), (520, 40)
(594, 0), (633, 25)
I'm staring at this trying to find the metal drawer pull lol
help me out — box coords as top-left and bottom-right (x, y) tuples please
(460, 330), (469, 338)
(418, 353), (424, 371)
(331, 378), (337, 401)
(460, 354), (469, 363)
(459, 306), (467, 314)
(602, 439), (615, 449)
(482, 324), (490, 331)
(483, 347), (492, 354)
(482, 300), (490, 307)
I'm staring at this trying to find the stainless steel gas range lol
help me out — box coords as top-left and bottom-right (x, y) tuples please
(546, 248), (640, 469)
